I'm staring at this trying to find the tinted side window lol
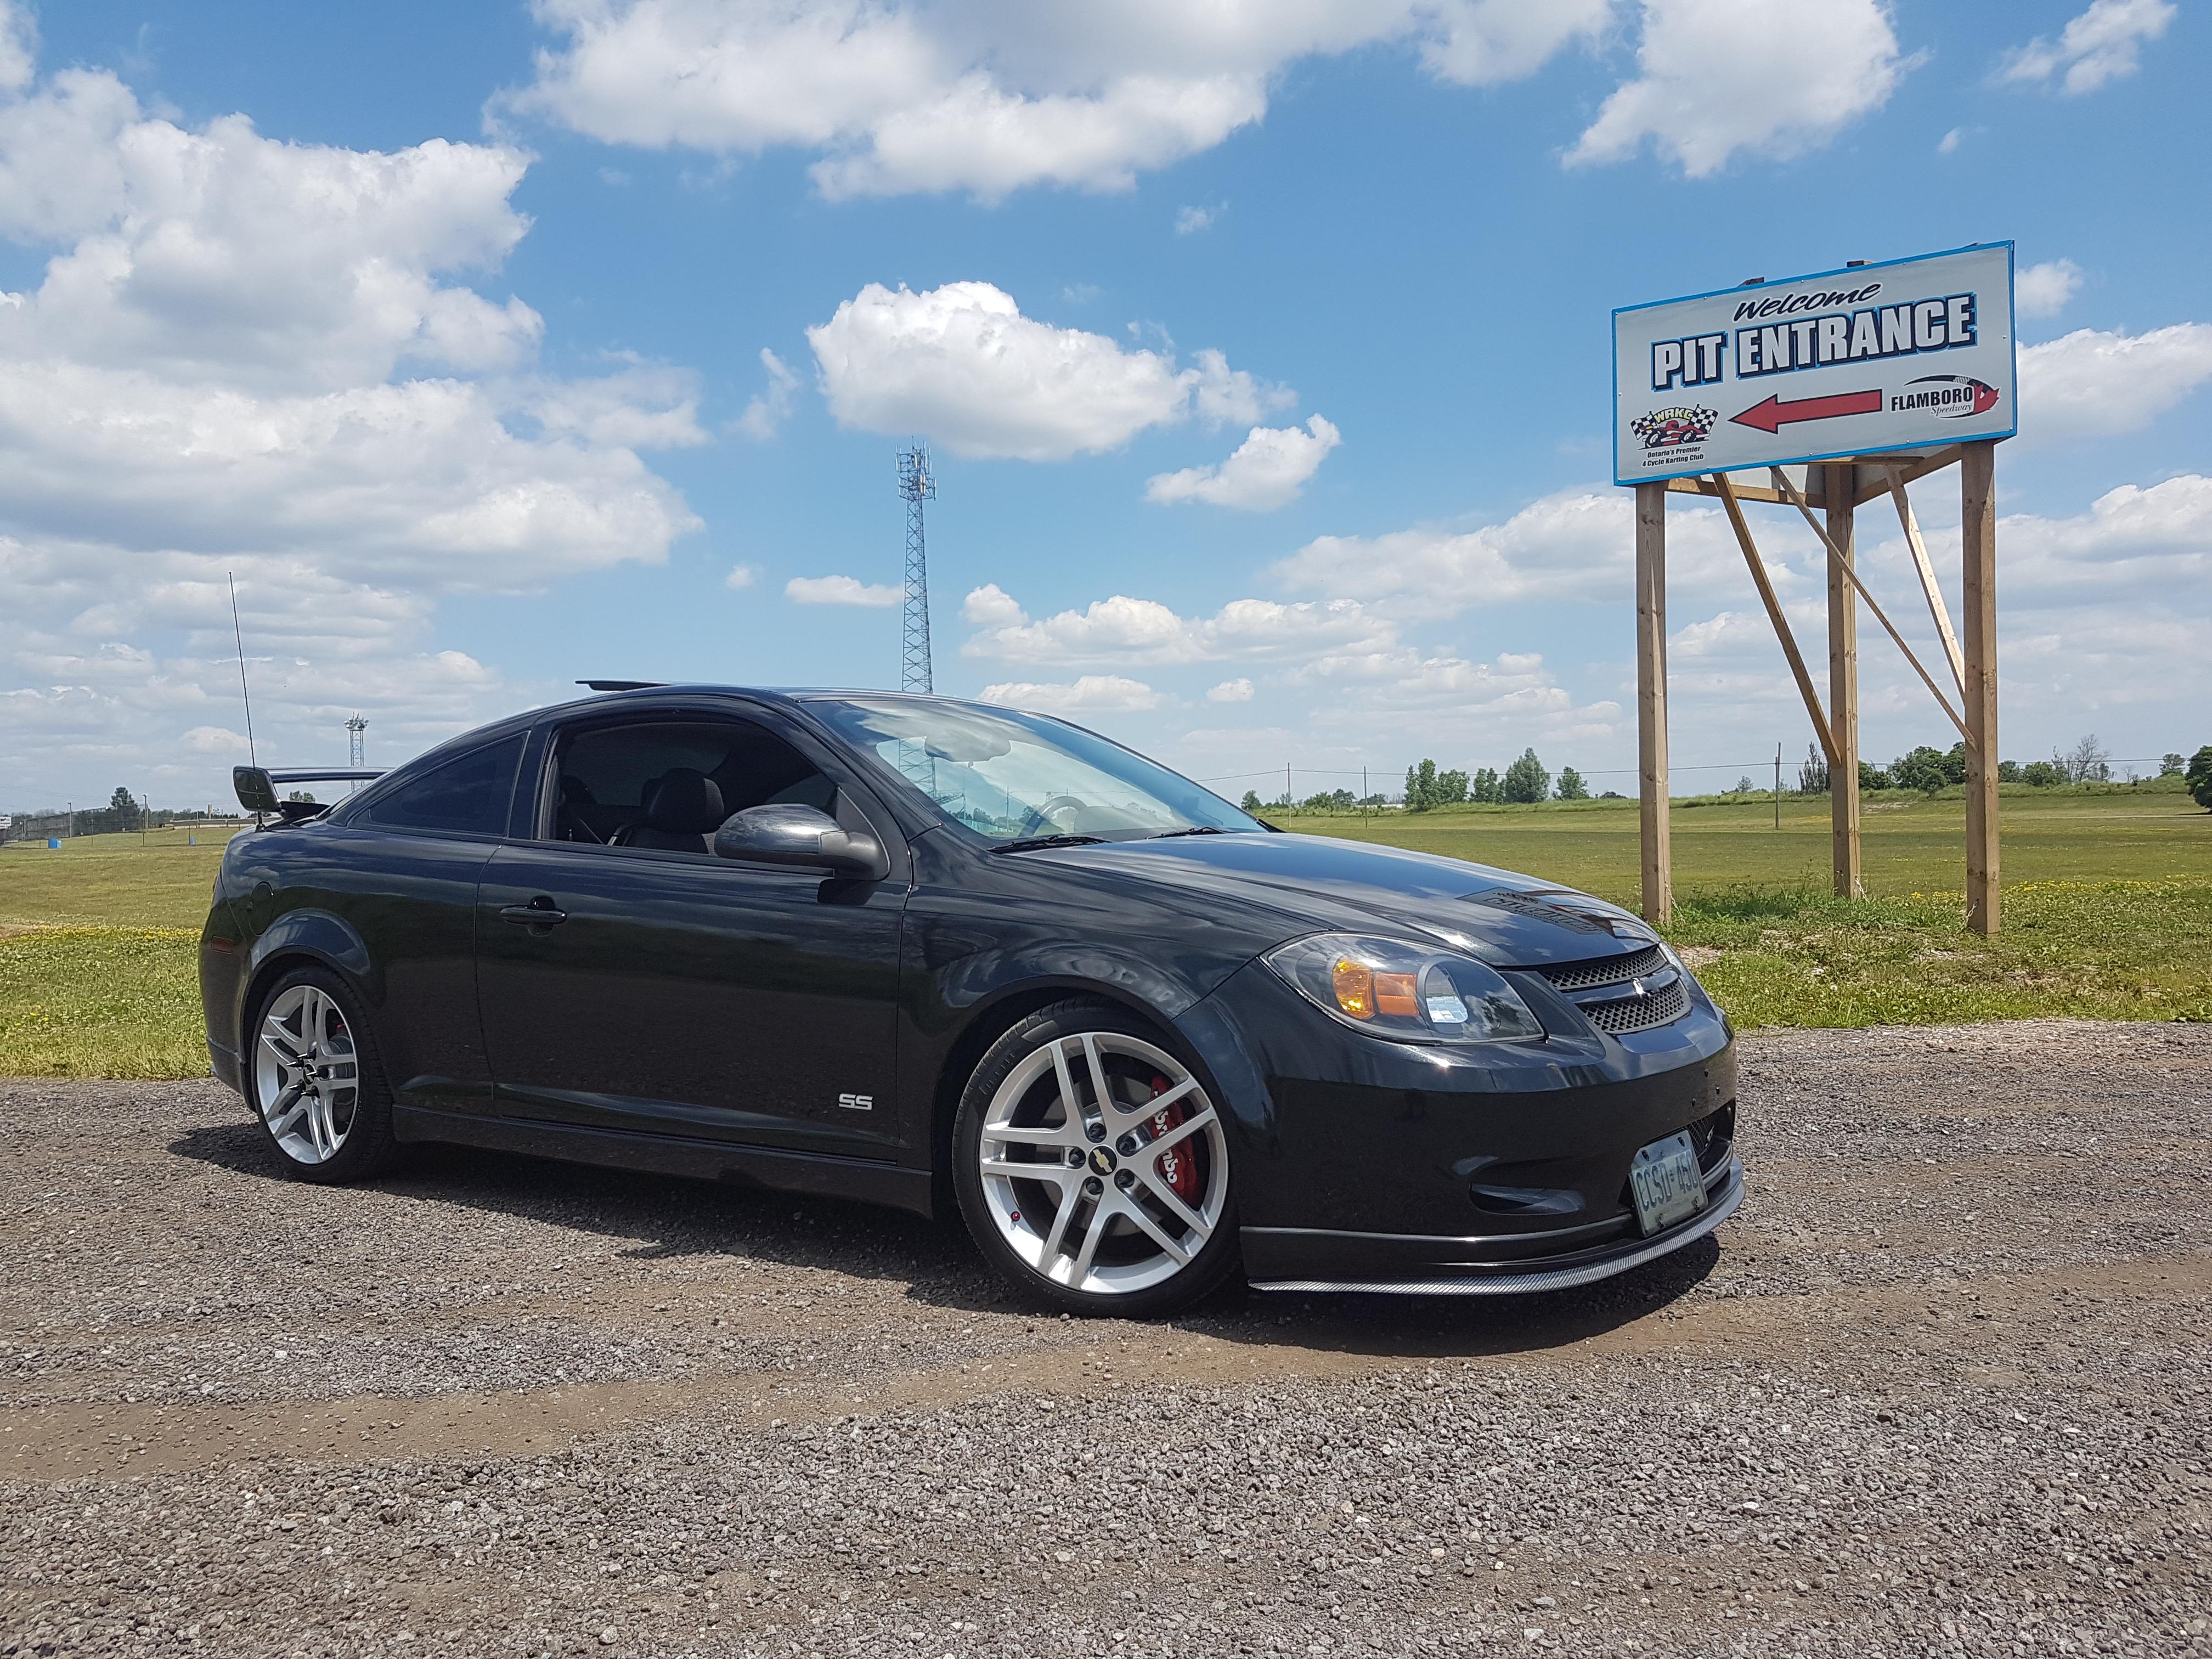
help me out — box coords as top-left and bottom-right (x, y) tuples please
(363, 733), (526, 837)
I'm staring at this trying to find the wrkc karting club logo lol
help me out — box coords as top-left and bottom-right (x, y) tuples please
(1632, 405), (1718, 449)
(1893, 375), (2001, 419)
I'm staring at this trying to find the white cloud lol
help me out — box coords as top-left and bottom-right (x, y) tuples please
(735, 346), (799, 439)
(1272, 484), (1757, 613)
(807, 281), (1286, 460)
(2015, 258), (2083, 319)
(180, 724), (250, 755)
(2019, 323), (2212, 442)
(1146, 415), (1341, 511)
(1996, 474), (2212, 600)
(962, 583), (1027, 627)
(1206, 677), (1255, 703)
(503, 1), (1613, 202)
(1175, 202), (1221, 235)
(964, 590), (1392, 668)
(1937, 126), (1967, 154)
(724, 563), (758, 590)
(979, 674), (1166, 714)
(1568, 0), (1910, 177)
(0, 21), (702, 802)
(786, 573), (900, 606)
(1998, 0), (2174, 95)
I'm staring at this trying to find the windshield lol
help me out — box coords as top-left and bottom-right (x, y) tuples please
(805, 697), (1263, 847)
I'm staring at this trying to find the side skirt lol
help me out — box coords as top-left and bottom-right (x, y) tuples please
(391, 1105), (937, 1221)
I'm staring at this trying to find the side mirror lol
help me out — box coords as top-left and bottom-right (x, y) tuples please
(233, 766), (281, 814)
(713, 804), (887, 880)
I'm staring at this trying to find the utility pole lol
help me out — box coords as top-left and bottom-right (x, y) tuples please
(1774, 742), (1782, 830)
(896, 442), (935, 694)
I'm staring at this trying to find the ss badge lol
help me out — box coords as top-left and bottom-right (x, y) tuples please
(837, 1092), (873, 1111)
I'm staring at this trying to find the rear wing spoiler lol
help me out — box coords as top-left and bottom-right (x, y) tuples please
(234, 766), (385, 820)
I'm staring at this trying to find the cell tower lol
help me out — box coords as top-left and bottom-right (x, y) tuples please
(896, 440), (935, 693)
(345, 715), (366, 793)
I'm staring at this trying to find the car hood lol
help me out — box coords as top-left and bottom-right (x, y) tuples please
(1031, 831), (1661, 967)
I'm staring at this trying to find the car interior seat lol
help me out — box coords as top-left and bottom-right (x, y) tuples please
(614, 767), (727, 853)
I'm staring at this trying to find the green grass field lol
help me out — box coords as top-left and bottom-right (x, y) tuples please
(1, 786), (2207, 1078)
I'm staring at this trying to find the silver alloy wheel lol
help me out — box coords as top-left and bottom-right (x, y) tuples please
(253, 983), (360, 1165)
(977, 1030), (1229, 1296)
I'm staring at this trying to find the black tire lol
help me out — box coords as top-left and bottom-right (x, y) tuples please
(244, 964), (398, 1183)
(952, 998), (1243, 1317)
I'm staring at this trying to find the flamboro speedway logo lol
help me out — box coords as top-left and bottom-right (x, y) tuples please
(1893, 375), (2002, 419)
(1631, 405), (1718, 450)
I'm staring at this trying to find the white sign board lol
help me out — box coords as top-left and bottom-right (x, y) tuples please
(1613, 243), (2015, 486)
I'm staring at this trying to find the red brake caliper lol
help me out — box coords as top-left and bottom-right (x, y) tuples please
(1146, 1074), (1201, 1203)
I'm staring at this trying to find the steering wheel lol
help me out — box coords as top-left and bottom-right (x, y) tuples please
(1014, 794), (1087, 838)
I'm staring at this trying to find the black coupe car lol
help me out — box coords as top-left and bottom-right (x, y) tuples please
(203, 685), (1740, 1315)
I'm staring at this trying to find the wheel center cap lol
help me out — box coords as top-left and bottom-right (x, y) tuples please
(1088, 1145), (1118, 1176)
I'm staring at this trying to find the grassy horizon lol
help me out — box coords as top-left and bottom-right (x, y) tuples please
(1, 792), (2208, 1078)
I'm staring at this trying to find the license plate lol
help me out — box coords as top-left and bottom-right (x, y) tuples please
(1629, 1130), (1708, 1235)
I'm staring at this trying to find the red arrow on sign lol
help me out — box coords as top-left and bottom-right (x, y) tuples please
(1730, 388), (1883, 433)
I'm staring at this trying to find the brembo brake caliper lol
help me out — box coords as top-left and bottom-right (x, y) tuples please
(1146, 1073), (1200, 1203)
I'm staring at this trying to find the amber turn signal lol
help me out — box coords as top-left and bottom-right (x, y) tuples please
(1330, 957), (1375, 1019)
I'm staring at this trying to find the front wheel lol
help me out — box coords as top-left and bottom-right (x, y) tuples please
(952, 1001), (1242, 1316)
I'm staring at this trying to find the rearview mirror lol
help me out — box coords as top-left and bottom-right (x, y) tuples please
(713, 804), (887, 880)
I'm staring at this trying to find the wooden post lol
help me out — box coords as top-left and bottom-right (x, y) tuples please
(1962, 442), (2000, 935)
(1635, 482), (1671, 926)
(1825, 462), (1863, 899)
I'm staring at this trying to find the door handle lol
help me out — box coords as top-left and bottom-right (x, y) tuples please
(500, 899), (568, 927)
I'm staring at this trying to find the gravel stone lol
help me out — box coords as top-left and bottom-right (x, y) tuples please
(2, 1018), (2209, 1657)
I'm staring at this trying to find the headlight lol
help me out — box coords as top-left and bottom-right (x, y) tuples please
(1262, 933), (1544, 1045)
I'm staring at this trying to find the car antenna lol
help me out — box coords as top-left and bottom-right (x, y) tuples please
(229, 572), (266, 828)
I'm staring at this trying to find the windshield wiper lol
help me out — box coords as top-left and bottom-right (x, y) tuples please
(1147, 825), (1229, 839)
(990, 833), (1109, 854)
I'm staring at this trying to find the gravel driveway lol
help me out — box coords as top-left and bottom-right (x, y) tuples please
(4, 1021), (2209, 1658)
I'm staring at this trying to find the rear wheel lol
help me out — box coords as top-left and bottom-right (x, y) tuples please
(247, 965), (396, 1182)
(953, 1000), (1240, 1316)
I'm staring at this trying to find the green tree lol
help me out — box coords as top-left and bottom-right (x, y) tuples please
(1797, 742), (1829, 794)
(1891, 746), (1950, 795)
(108, 786), (143, 832)
(1500, 748), (1549, 804)
(1996, 760), (2021, 783)
(1434, 768), (1469, 805)
(1940, 741), (1969, 785)
(1239, 790), (1263, 814)
(2019, 760), (2062, 787)
(2159, 753), (2185, 777)
(1555, 766), (1588, 800)
(1858, 759), (1892, 792)
(1470, 766), (1501, 804)
(2186, 746), (2212, 811)
(1403, 759), (1439, 811)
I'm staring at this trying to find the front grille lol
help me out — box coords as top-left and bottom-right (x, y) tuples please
(1581, 977), (1688, 1033)
(1686, 1102), (1736, 1171)
(1537, 943), (1667, 993)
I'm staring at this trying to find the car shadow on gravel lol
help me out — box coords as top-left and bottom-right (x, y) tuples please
(171, 1120), (1718, 1352)
(1188, 1233), (1722, 1359)
(167, 1120), (1014, 1310)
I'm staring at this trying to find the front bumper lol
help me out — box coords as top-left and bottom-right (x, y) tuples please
(1244, 1154), (1741, 1293)
(1175, 955), (1742, 1293)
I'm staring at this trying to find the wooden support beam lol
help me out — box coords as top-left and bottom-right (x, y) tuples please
(1887, 463), (1966, 698)
(1635, 482), (1672, 927)
(1850, 443), (1965, 506)
(1824, 462), (1862, 900)
(1962, 442), (2000, 936)
(1770, 466), (1972, 746)
(1710, 472), (1839, 767)
(1664, 473), (1802, 508)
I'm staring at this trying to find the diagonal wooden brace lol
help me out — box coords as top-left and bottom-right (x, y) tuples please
(1769, 466), (1973, 748)
(1710, 473), (1840, 769)
(1885, 463), (1967, 699)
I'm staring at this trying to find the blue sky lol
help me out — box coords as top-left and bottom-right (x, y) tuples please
(4, 0), (2208, 810)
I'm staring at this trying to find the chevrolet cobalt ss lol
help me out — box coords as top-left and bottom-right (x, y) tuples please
(202, 686), (1740, 1316)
